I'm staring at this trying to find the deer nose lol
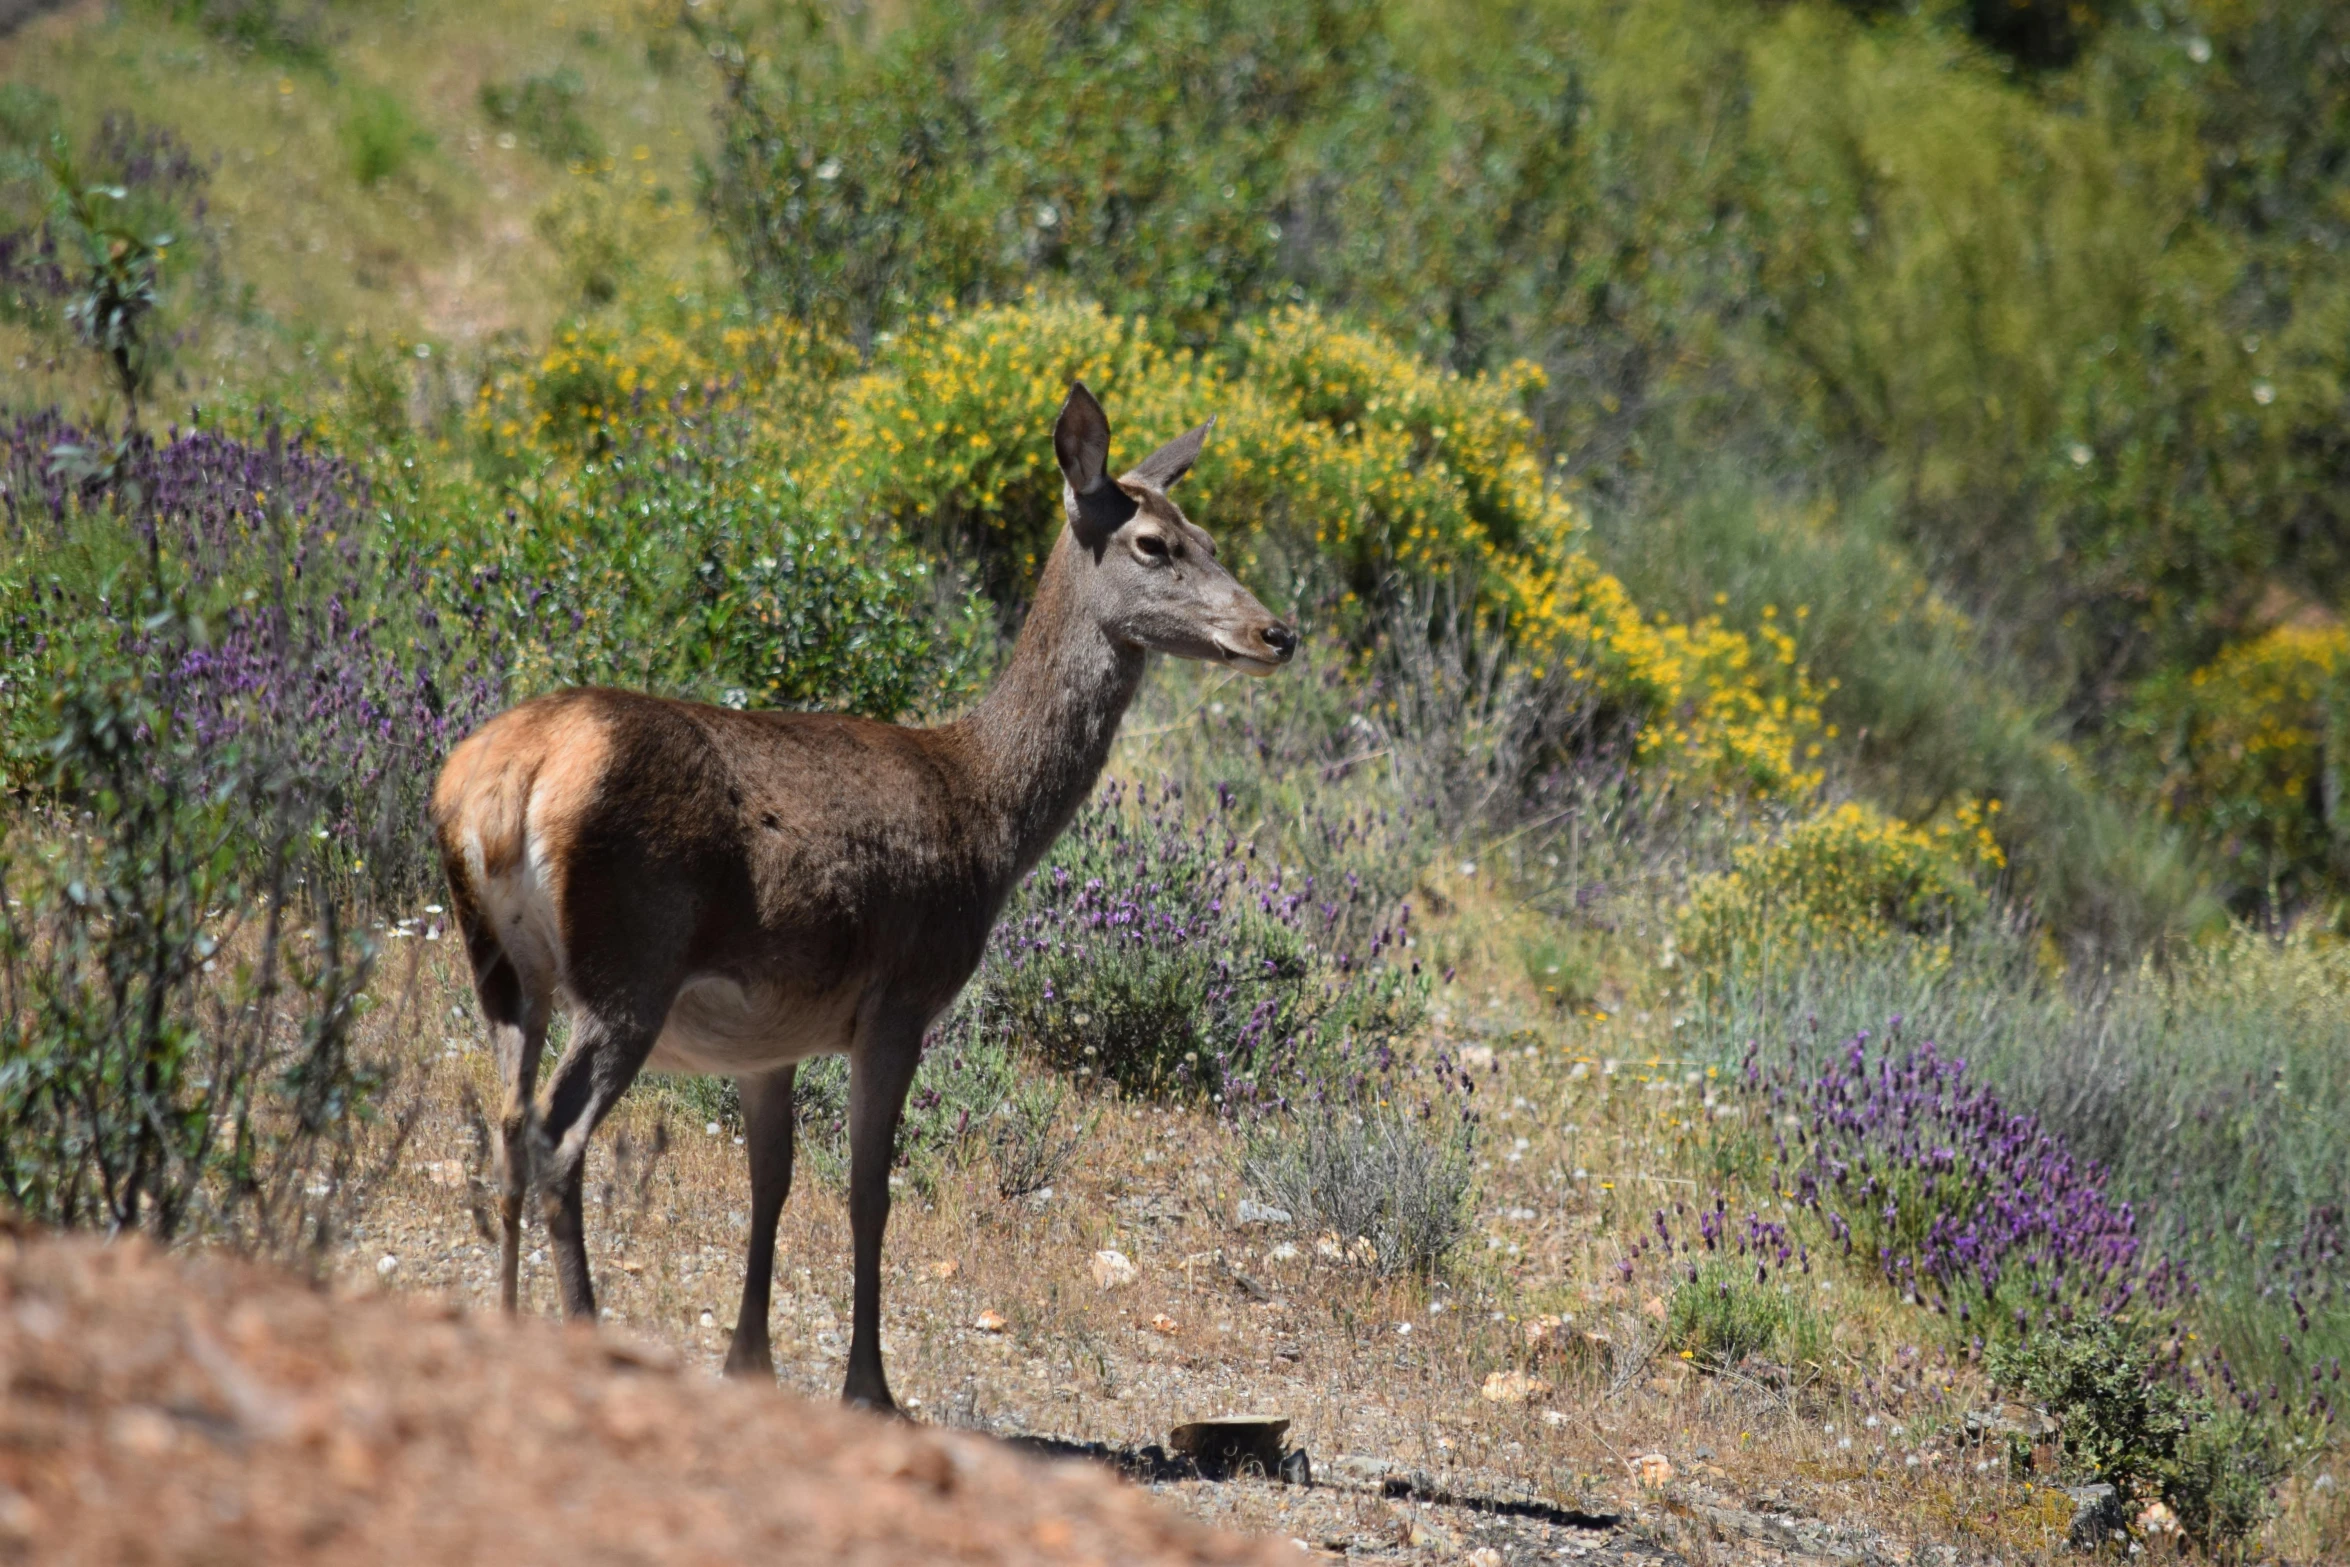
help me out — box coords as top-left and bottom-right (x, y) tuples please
(1261, 622), (1298, 661)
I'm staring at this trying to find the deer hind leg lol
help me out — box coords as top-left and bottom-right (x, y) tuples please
(453, 897), (550, 1314)
(533, 992), (669, 1321)
(723, 1064), (798, 1381)
(844, 1022), (922, 1414)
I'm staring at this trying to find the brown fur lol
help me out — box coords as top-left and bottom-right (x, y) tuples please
(431, 385), (1295, 1410)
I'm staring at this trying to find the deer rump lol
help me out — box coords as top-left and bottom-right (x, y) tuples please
(433, 685), (998, 1077)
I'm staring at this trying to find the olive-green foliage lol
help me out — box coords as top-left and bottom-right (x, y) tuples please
(1667, 1261), (1828, 1368)
(478, 69), (603, 167)
(0, 623), (384, 1255)
(1988, 1317), (2193, 1494)
(451, 416), (992, 721)
(1677, 800), (1994, 980)
(1988, 1317), (2282, 1550)
(339, 86), (433, 187)
(150, 0), (333, 70)
(698, 0), (2350, 919)
(699, 0), (1387, 352)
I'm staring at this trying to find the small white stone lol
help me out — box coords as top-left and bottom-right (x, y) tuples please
(376, 1254), (398, 1276)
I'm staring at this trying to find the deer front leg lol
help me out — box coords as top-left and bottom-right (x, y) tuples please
(535, 1001), (667, 1321)
(843, 1028), (921, 1414)
(724, 1064), (799, 1380)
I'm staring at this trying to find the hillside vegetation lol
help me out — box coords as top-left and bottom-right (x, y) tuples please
(2, 0), (2347, 1558)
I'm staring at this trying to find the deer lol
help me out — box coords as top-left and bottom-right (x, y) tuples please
(429, 383), (1296, 1412)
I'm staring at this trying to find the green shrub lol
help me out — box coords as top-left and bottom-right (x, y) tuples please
(1678, 799), (2001, 980)
(153, 0), (332, 69)
(339, 85), (432, 187)
(1987, 1317), (2193, 1497)
(454, 415), (990, 721)
(697, 0), (1384, 350)
(0, 627), (389, 1255)
(1241, 1105), (1475, 1278)
(1666, 1260), (1827, 1368)
(478, 68), (602, 167)
(2167, 1407), (2287, 1555)
(1987, 1316), (2281, 1551)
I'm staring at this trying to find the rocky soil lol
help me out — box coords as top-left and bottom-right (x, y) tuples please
(0, 1225), (1294, 1566)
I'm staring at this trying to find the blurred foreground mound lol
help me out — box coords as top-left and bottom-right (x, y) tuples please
(0, 1228), (1283, 1566)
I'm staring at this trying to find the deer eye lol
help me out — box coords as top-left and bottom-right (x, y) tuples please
(1134, 532), (1171, 563)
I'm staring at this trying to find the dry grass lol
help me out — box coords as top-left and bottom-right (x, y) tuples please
(0, 0), (727, 412)
(335, 912), (2158, 1564)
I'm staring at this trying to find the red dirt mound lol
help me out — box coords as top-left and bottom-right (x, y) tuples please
(0, 1228), (1288, 1566)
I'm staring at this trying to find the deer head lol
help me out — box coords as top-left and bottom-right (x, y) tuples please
(1052, 382), (1297, 675)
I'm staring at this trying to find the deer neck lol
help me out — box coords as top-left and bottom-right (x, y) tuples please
(952, 532), (1145, 886)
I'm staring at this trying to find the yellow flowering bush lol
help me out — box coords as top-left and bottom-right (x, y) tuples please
(445, 295), (1820, 795)
(816, 299), (1823, 795)
(468, 314), (852, 462)
(2125, 624), (2350, 896)
(1678, 798), (2004, 977)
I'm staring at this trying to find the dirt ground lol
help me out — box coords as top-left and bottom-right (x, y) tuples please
(285, 942), (2088, 1567)
(0, 938), (2183, 1566)
(0, 1223), (1304, 1566)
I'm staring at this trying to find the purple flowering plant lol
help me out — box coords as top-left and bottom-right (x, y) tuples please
(938, 776), (1440, 1113)
(2, 411), (510, 899)
(1756, 1022), (2189, 1333)
(1616, 1022), (2183, 1340)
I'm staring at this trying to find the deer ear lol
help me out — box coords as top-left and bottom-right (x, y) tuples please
(1125, 417), (1214, 491)
(1055, 381), (1136, 542)
(1054, 382), (1113, 496)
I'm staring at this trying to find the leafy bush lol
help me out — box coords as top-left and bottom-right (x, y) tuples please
(339, 85), (432, 187)
(819, 299), (1824, 797)
(451, 411), (988, 722)
(478, 68), (602, 167)
(698, 0), (1386, 350)
(2123, 624), (2350, 906)
(4, 414), (507, 898)
(1679, 800), (2002, 978)
(0, 615), (393, 1255)
(151, 0), (333, 69)
(1988, 1317), (2193, 1496)
(1667, 1259), (1827, 1368)
(2167, 1406), (2289, 1555)
(1989, 1317), (2282, 1551)
(1241, 1104), (1475, 1278)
